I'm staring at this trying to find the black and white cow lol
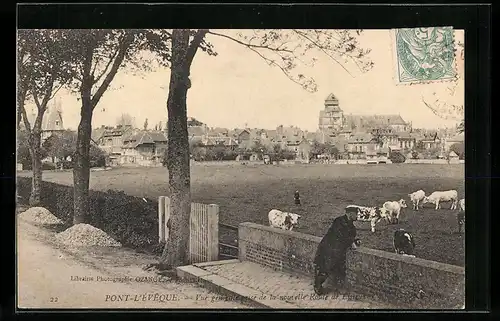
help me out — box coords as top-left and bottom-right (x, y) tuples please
(393, 229), (416, 256)
(268, 209), (301, 231)
(346, 205), (389, 233)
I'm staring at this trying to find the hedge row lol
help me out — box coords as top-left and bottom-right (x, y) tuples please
(17, 177), (164, 255)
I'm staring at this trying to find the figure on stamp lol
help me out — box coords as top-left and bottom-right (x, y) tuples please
(394, 27), (455, 83)
(313, 207), (360, 295)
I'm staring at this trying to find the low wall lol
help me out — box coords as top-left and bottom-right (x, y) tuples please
(405, 159), (450, 164)
(238, 222), (464, 309)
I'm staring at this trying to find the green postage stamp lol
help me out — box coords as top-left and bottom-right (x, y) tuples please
(391, 27), (457, 85)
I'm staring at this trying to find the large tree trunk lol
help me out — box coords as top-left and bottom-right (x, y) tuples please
(73, 96), (93, 225)
(17, 89), (25, 131)
(28, 130), (42, 206)
(159, 29), (192, 269)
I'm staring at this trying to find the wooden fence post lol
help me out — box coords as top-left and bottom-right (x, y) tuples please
(164, 197), (171, 241)
(158, 196), (171, 243)
(207, 204), (220, 261)
(158, 196), (165, 243)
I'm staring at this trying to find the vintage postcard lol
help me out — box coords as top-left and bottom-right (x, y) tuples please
(16, 28), (464, 310)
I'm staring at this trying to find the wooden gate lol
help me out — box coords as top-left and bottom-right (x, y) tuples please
(158, 196), (219, 264)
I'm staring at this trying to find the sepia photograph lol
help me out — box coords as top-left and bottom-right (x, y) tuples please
(16, 26), (466, 310)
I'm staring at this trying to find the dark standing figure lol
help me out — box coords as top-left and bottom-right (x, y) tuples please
(313, 207), (359, 295)
(294, 190), (301, 206)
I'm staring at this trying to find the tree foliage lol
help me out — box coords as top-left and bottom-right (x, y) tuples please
(311, 140), (340, 158)
(389, 151), (406, 163)
(42, 130), (77, 161)
(17, 29), (77, 205)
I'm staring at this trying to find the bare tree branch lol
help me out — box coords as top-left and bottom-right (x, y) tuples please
(208, 30), (294, 53)
(91, 33), (134, 108)
(93, 43), (121, 86)
(20, 104), (32, 134)
(245, 45), (315, 92)
(185, 29), (209, 68)
(49, 81), (67, 100)
(292, 29), (355, 77)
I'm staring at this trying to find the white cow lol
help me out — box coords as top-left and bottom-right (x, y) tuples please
(459, 198), (465, 212)
(268, 209), (301, 231)
(423, 190), (459, 210)
(408, 190), (426, 211)
(383, 199), (407, 224)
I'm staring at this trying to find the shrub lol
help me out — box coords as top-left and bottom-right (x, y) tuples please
(389, 151), (406, 163)
(16, 177), (163, 255)
(56, 160), (73, 169)
(42, 162), (56, 170)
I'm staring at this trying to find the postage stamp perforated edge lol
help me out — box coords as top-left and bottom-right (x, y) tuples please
(390, 27), (458, 86)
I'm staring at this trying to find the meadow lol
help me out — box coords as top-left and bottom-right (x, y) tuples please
(18, 162), (465, 266)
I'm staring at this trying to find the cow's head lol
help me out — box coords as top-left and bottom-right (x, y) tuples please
(289, 213), (301, 227)
(422, 196), (430, 204)
(399, 199), (408, 208)
(284, 213), (301, 229)
(373, 206), (387, 217)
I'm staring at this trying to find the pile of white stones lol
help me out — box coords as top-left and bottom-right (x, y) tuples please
(55, 223), (122, 247)
(18, 207), (64, 225)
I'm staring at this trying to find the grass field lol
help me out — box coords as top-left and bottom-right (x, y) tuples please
(18, 163), (465, 266)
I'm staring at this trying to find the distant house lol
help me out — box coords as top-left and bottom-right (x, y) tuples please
(366, 144), (390, 164)
(188, 126), (207, 146)
(296, 138), (312, 161)
(347, 132), (374, 159)
(237, 129), (251, 143)
(370, 127), (399, 150)
(207, 127), (230, 137)
(121, 131), (168, 166)
(344, 114), (409, 133)
(419, 132), (441, 149)
(97, 125), (135, 165)
(396, 132), (418, 150)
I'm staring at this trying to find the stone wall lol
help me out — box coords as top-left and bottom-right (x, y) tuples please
(238, 222), (464, 309)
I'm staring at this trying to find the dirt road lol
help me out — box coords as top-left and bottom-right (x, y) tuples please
(17, 220), (252, 309)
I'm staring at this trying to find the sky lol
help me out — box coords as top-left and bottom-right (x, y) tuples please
(29, 29), (464, 132)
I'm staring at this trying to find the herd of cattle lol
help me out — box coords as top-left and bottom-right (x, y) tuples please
(268, 189), (465, 258)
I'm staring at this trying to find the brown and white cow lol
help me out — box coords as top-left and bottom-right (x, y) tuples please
(346, 204), (389, 233)
(268, 209), (301, 231)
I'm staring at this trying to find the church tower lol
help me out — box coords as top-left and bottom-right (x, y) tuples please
(41, 97), (64, 141)
(318, 93), (344, 131)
